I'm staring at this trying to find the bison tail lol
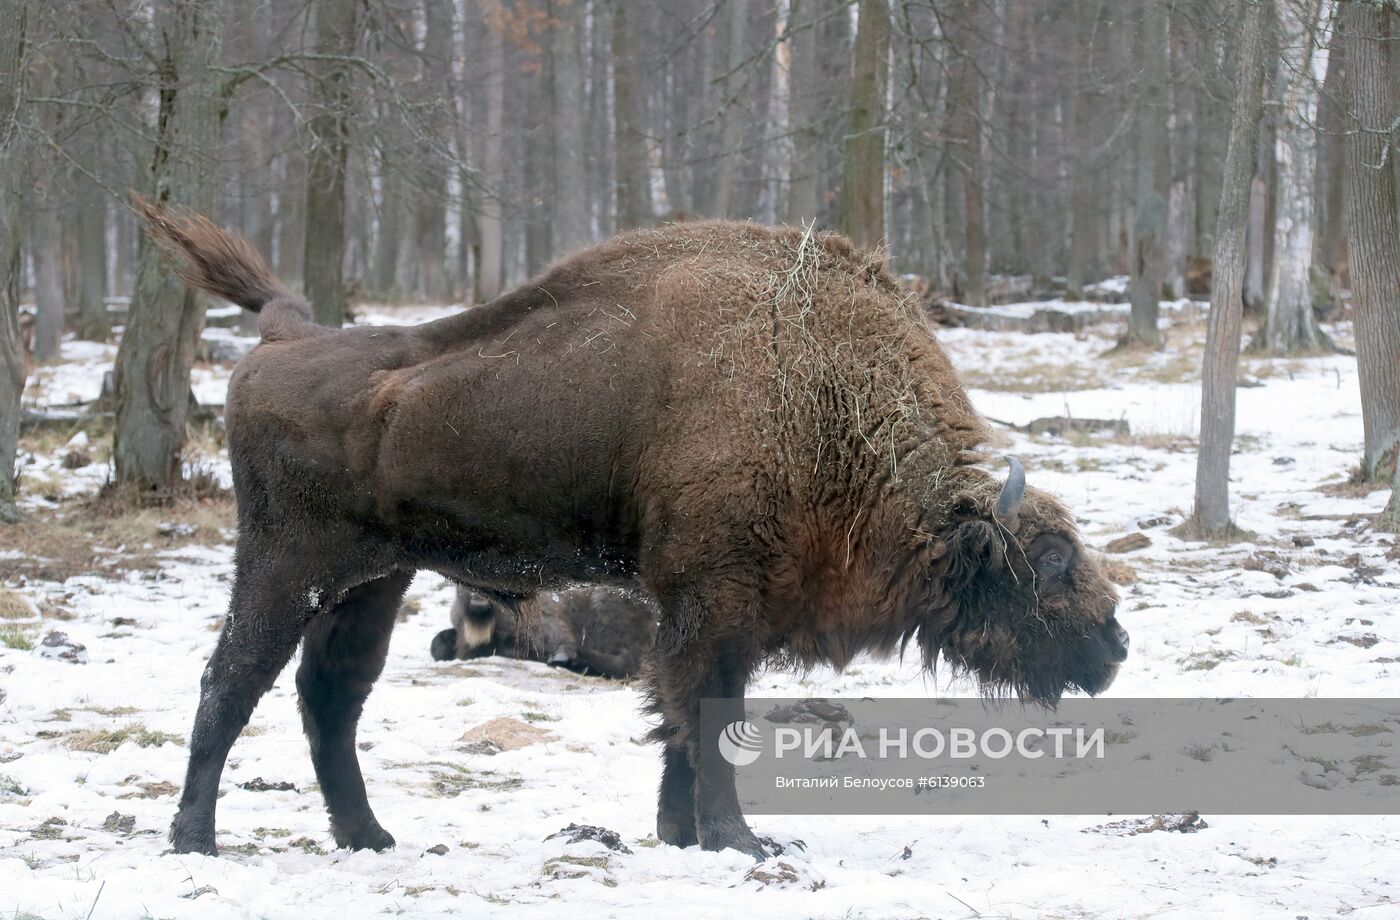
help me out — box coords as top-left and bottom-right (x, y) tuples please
(135, 195), (314, 335)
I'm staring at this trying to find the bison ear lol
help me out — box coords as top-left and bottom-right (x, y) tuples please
(944, 519), (1002, 587)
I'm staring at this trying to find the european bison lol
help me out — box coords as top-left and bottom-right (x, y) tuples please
(141, 204), (1127, 861)
(430, 586), (656, 679)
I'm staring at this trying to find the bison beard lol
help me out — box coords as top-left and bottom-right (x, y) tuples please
(143, 202), (1128, 861)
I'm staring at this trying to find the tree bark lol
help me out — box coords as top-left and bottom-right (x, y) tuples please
(75, 135), (110, 341)
(839, 0), (889, 249)
(1067, 0), (1101, 292)
(949, 0), (986, 306)
(709, 0), (747, 218)
(303, 0), (357, 326)
(550, 0), (590, 253)
(1124, 0), (1169, 349)
(1316, 8), (1347, 277)
(0, 0), (28, 520)
(1259, 0), (1329, 353)
(1192, 0), (1270, 537)
(785, 0), (820, 226)
(113, 0), (222, 491)
(1341, 0), (1400, 507)
(613, 0), (653, 230)
(31, 192), (64, 362)
(409, 0), (453, 301)
(476, 0), (505, 300)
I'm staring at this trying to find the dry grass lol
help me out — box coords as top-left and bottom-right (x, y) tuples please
(0, 587), (35, 620)
(959, 357), (1109, 393)
(0, 487), (235, 583)
(1096, 555), (1139, 586)
(64, 723), (184, 754)
(0, 624), (37, 650)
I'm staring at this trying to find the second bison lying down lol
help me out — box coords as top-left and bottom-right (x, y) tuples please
(430, 587), (656, 679)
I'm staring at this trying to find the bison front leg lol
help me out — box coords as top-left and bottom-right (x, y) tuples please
(650, 626), (765, 860)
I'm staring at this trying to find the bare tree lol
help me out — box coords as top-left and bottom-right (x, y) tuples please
(840, 0), (890, 249)
(476, 0), (506, 300)
(1315, 8), (1347, 277)
(304, 0), (358, 326)
(1259, 0), (1329, 353)
(112, 0), (222, 491)
(30, 185), (63, 361)
(1191, 0), (1271, 537)
(550, 0), (590, 253)
(1124, 0), (1170, 348)
(1066, 0), (1102, 293)
(709, 0), (748, 218)
(948, 0), (986, 306)
(785, 0), (821, 226)
(613, 0), (653, 230)
(1341, 0), (1400, 530)
(0, 0), (28, 521)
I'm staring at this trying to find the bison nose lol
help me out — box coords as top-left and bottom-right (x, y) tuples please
(1102, 618), (1129, 663)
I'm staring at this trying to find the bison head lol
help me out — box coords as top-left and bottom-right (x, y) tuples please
(918, 458), (1128, 703)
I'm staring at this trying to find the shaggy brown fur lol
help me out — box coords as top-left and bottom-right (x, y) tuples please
(145, 207), (1127, 861)
(430, 586), (656, 678)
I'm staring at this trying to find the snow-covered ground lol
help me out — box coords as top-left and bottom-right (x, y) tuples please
(2, 300), (1397, 919)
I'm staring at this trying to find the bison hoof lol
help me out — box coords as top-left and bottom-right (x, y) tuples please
(657, 814), (698, 849)
(697, 815), (768, 861)
(333, 819), (396, 852)
(169, 817), (218, 856)
(547, 645), (577, 668)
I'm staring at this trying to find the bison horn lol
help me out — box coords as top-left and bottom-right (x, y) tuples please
(994, 456), (1025, 528)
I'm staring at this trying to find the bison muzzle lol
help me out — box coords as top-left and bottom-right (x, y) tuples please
(140, 203), (1128, 861)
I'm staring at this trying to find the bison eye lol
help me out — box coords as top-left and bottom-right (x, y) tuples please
(1028, 534), (1073, 580)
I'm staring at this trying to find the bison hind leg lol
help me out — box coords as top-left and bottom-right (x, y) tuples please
(297, 571), (413, 852)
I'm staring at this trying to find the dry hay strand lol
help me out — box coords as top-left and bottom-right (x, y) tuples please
(697, 224), (934, 478)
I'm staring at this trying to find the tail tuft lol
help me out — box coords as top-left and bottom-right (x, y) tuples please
(135, 194), (304, 317)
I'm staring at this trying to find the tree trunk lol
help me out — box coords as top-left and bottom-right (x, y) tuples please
(374, 160), (402, 298)
(785, 0), (820, 226)
(613, 0), (653, 230)
(1259, 0), (1329, 353)
(1244, 175), (1268, 312)
(1124, 0), (1169, 349)
(950, 0), (986, 306)
(839, 0), (889, 249)
(413, 0), (453, 301)
(0, 0), (28, 520)
(113, 0), (222, 491)
(1067, 0), (1101, 292)
(525, 60), (554, 275)
(31, 194), (64, 362)
(1191, 0), (1270, 537)
(1341, 1), (1400, 507)
(75, 153), (109, 340)
(709, 0), (747, 218)
(275, 146), (305, 283)
(550, 0), (590, 254)
(477, 0), (505, 300)
(1316, 9), (1347, 277)
(303, 0), (357, 326)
